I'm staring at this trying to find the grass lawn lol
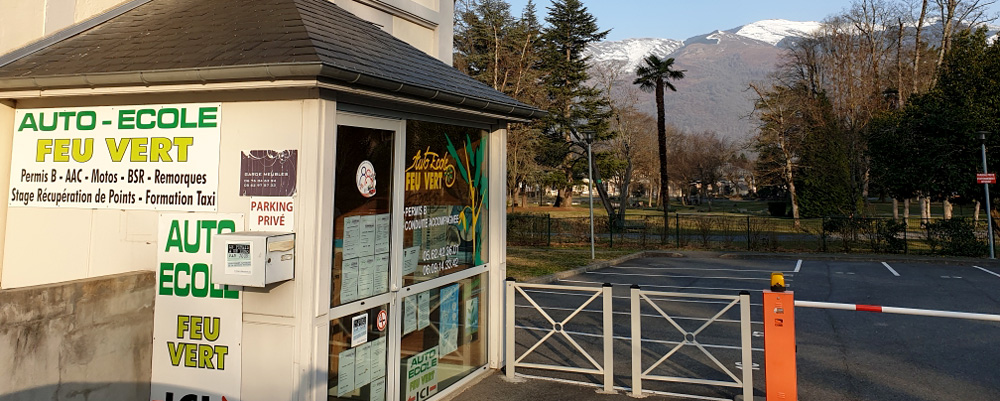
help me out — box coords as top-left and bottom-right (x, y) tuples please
(505, 246), (636, 281)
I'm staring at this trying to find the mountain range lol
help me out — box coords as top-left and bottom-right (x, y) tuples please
(585, 19), (824, 143)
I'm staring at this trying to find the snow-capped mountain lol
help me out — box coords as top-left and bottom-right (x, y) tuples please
(728, 19), (823, 46)
(585, 38), (684, 73)
(585, 19), (822, 141)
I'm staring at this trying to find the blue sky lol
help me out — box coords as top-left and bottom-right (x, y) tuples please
(503, 0), (1000, 41)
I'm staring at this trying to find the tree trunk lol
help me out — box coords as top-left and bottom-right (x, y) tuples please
(904, 198), (910, 225)
(655, 79), (670, 231)
(786, 158), (801, 228)
(975, 200), (981, 225)
(943, 199), (953, 220)
(913, 0), (927, 94)
(893, 198), (899, 221)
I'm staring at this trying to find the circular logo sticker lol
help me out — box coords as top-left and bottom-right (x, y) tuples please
(357, 160), (376, 198)
(376, 309), (388, 331)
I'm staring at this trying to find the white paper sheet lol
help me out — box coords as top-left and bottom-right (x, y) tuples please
(403, 295), (417, 335)
(343, 216), (361, 260)
(417, 291), (430, 330)
(359, 215), (377, 257)
(374, 252), (389, 294)
(355, 342), (372, 388)
(358, 255), (375, 299)
(370, 336), (387, 380)
(375, 213), (391, 255)
(370, 376), (386, 401)
(336, 348), (356, 396)
(340, 258), (359, 304)
(402, 246), (419, 276)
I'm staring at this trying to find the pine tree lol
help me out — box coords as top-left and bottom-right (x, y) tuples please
(537, 0), (611, 207)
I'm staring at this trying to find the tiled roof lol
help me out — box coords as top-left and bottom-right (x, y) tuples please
(0, 0), (539, 117)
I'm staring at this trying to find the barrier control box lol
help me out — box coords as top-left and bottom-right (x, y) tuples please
(213, 232), (295, 287)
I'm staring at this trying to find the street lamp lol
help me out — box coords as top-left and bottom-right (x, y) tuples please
(979, 131), (995, 259)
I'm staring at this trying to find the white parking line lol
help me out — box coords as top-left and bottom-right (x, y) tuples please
(974, 266), (1000, 279)
(882, 262), (901, 277)
(794, 259), (802, 273)
(586, 271), (774, 281)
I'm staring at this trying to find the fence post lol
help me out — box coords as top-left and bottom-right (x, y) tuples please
(602, 283), (614, 393)
(547, 214), (552, 247)
(630, 284), (643, 397)
(505, 278), (516, 381)
(746, 215), (751, 251)
(739, 290), (753, 401)
(904, 219), (908, 254)
(675, 213), (681, 248)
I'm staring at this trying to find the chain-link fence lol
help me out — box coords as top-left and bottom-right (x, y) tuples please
(508, 213), (995, 256)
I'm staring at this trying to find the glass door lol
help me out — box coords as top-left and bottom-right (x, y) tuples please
(328, 114), (402, 401)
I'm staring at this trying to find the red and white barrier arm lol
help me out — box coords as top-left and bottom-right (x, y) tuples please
(794, 300), (1000, 323)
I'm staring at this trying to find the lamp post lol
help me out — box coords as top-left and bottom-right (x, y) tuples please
(979, 131), (995, 259)
(587, 131), (595, 260)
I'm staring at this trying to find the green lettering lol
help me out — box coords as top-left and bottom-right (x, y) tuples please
(200, 220), (217, 253)
(136, 109), (156, 129)
(118, 110), (136, 129)
(180, 108), (197, 128)
(223, 285), (240, 299)
(165, 220), (184, 252)
(39, 112), (57, 131)
(77, 111), (97, 130)
(174, 263), (190, 297)
(159, 263), (174, 295)
(58, 111), (76, 130)
(183, 220), (200, 253)
(18, 113), (38, 131)
(157, 108), (179, 129)
(198, 107), (218, 127)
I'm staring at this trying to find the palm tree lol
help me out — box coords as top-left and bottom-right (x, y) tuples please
(634, 55), (685, 230)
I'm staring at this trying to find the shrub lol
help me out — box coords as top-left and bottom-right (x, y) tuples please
(926, 218), (986, 257)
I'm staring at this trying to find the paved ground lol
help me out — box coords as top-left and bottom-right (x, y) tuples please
(454, 253), (1000, 401)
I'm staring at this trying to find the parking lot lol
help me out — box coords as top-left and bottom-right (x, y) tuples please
(507, 255), (1000, 401)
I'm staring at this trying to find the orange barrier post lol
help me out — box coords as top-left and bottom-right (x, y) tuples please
(764, 272), (797, 400)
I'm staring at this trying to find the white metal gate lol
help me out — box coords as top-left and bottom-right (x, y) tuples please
(505, 279), (615, 392)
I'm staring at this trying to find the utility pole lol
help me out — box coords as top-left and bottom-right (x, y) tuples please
(979, 131), (995, 259)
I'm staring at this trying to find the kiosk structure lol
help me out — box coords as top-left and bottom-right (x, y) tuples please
(0, 1), (540, 400)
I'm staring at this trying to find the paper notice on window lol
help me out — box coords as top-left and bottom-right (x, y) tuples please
(355, 342), (372, 388)
(402, 246), (419, 276)
(465, 298), (479, 336)
(341, 258), (360, 304)
(438, 284), (460, 356)
(351, 313), (368, 347)
(375, 213), (390, 255)
(337, 348), (356, 396)
(225, 241), (253, 276)
(374, 253), (389, 294)
(359, 215), (377, 257)
(403, 295), (417, 335)
(370, 336), (387, 379)
(358, 255), (375, 299)
(343, 216), (361, 260)
(370, 376), (386, 401)
(417, 291), (430, 330)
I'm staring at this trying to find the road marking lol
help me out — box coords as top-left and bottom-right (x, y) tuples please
(735, 361), (761, 371)
(586, 271), (773, 281)
(974, 266), (1000, 279)
(882, 262), (900, 276)
(794, 259), (802, 273)
(940, 276), (963, 279)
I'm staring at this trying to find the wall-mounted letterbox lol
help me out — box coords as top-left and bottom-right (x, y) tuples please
(212, 232), (295, 287)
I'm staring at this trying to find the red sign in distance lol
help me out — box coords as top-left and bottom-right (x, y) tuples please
(977, 173), (996, 184)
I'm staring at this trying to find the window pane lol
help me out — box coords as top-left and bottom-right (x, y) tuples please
(333, 126), (394, 308)
(398, 274), (486, 401)
(403, 120), (489, 286)
(329, 305), (391, 401)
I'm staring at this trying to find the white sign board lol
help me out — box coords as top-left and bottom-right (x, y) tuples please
(151, 213), (244, 401)
(248, 197), (294, 232)
(8, 104), (221, 210)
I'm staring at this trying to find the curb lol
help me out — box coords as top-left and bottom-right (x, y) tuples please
(525, 250), (683, 284)
(718, 252), (1000, 267)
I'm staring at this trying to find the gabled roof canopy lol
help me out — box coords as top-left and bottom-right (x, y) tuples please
(0, 0), (541, 119)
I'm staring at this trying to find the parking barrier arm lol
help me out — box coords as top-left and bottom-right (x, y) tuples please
(794, 300), (1000, 322)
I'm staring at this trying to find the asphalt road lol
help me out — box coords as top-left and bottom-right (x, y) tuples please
(503, 256), (1000, 401)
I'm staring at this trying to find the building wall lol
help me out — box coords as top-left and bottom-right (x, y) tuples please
(0, 0), (127, 56)
(0, 271), (155, 401)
